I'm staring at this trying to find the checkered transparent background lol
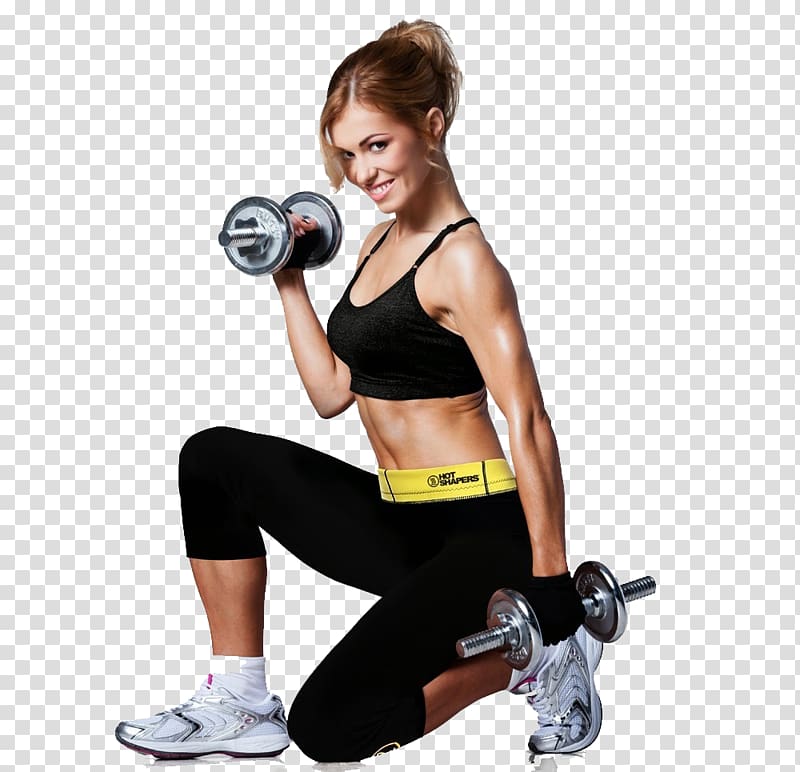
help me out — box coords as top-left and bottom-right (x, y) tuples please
(2, 2), (797, 770)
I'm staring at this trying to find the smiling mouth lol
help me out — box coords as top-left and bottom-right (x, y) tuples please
(369, 179), (395, 195)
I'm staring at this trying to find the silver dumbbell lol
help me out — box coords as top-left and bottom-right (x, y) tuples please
(218, 191), (343, 276)
(456, 561), (657, 670)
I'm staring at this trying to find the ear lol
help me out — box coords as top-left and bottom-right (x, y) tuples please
(425, 106), (446, 143)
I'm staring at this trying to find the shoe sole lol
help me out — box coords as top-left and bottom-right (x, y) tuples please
(115, 727), (289, 760)
(529, 632), (604, 755)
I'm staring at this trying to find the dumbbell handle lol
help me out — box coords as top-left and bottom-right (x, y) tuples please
(457, 622), (512, 659)
(218, 214), (318, 248)
(457, 575), (656, 660)
(218, 226), (267, 249)
(583, 575), (656, 619)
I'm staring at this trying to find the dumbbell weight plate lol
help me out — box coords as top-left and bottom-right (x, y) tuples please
(281, 191), (343, 270)
(219, 196), (294, 276)
(488, 588), (543, 670)
(575, 560), (627, 643)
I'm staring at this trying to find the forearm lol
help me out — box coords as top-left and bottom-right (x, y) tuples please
(272, 270), (353, 418)
(509, 415), (569, 577)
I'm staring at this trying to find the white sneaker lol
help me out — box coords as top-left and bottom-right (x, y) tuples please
(511, 626), (603, 754)
(115, 674), (290, 760)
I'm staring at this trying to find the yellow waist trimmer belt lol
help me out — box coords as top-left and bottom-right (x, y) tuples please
(378, 458), (517, 503)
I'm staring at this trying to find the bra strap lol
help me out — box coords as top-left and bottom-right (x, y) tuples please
(368, 220), (396, 256)
(413, 216), (479, 268)
(353, 220), (396, 275)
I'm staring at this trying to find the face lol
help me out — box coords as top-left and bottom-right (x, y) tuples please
(329, 102), (443, 212)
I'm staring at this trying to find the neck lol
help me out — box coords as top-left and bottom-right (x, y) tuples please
(390, 155), (471, 240)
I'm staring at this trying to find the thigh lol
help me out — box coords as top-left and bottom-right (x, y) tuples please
(178, 426), (442, 596)
(287, 529), (532, 761)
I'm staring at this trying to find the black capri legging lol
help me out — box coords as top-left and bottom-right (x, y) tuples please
(178, 426), (533, 762)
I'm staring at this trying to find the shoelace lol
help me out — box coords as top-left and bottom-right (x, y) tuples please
(153, 684), (263, 737)
(159, 683), (221, 717)
(526, 675), (575, 728)
(527, 638), (590, 729)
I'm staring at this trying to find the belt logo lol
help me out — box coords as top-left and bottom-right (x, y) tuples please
(373, 741), (401, 756)
(427, 470), (481, 488)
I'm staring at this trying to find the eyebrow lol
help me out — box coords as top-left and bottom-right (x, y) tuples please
(333, 133), (386, 151)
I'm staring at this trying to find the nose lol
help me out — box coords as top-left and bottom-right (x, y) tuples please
(353, 157), (376, 189)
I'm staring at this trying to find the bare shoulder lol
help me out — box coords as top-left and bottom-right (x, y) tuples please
(442, 225), (501, 268)
(356, 219), (395, 269)
(433, 225), (515, 310)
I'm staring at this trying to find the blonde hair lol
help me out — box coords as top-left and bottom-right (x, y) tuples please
(319, 19), (463, 192)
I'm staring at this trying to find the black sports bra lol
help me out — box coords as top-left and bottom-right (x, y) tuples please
(326, 217), (485, 400)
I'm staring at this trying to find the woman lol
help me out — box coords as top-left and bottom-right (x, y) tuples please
(115, 19), (603, 763)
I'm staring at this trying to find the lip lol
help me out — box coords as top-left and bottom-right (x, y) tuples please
(368, 179), (395, 201)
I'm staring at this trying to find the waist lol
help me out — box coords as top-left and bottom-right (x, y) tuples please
(378, 458), (517, 503)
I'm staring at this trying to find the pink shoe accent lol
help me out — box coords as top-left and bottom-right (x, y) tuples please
(511, 674), (538, 694)
(207, 674), (213, 686)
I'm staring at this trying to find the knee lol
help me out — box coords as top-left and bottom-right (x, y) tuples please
(179, 426), (272, 478)
(179, 426), (230, 474)
(288, 676), (420, 763)
(288, 683), (364, 763)
(287, 688), (339, 762)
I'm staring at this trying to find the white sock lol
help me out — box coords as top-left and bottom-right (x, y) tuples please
(209, 655), (270, 704)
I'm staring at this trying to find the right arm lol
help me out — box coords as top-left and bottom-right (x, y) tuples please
(272, 268), (354, 419)
(271, 220), (390, 419)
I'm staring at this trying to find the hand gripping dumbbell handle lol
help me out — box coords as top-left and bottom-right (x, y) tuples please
(456, 575), (656, 659)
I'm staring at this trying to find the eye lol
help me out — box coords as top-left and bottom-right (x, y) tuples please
(340, 141), (387, 160)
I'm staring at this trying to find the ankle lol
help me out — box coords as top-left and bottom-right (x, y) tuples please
(210, 655), (270, 704)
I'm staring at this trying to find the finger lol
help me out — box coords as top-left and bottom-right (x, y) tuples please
(290, 212), (319, 237)
(290, 213), (304, 237)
